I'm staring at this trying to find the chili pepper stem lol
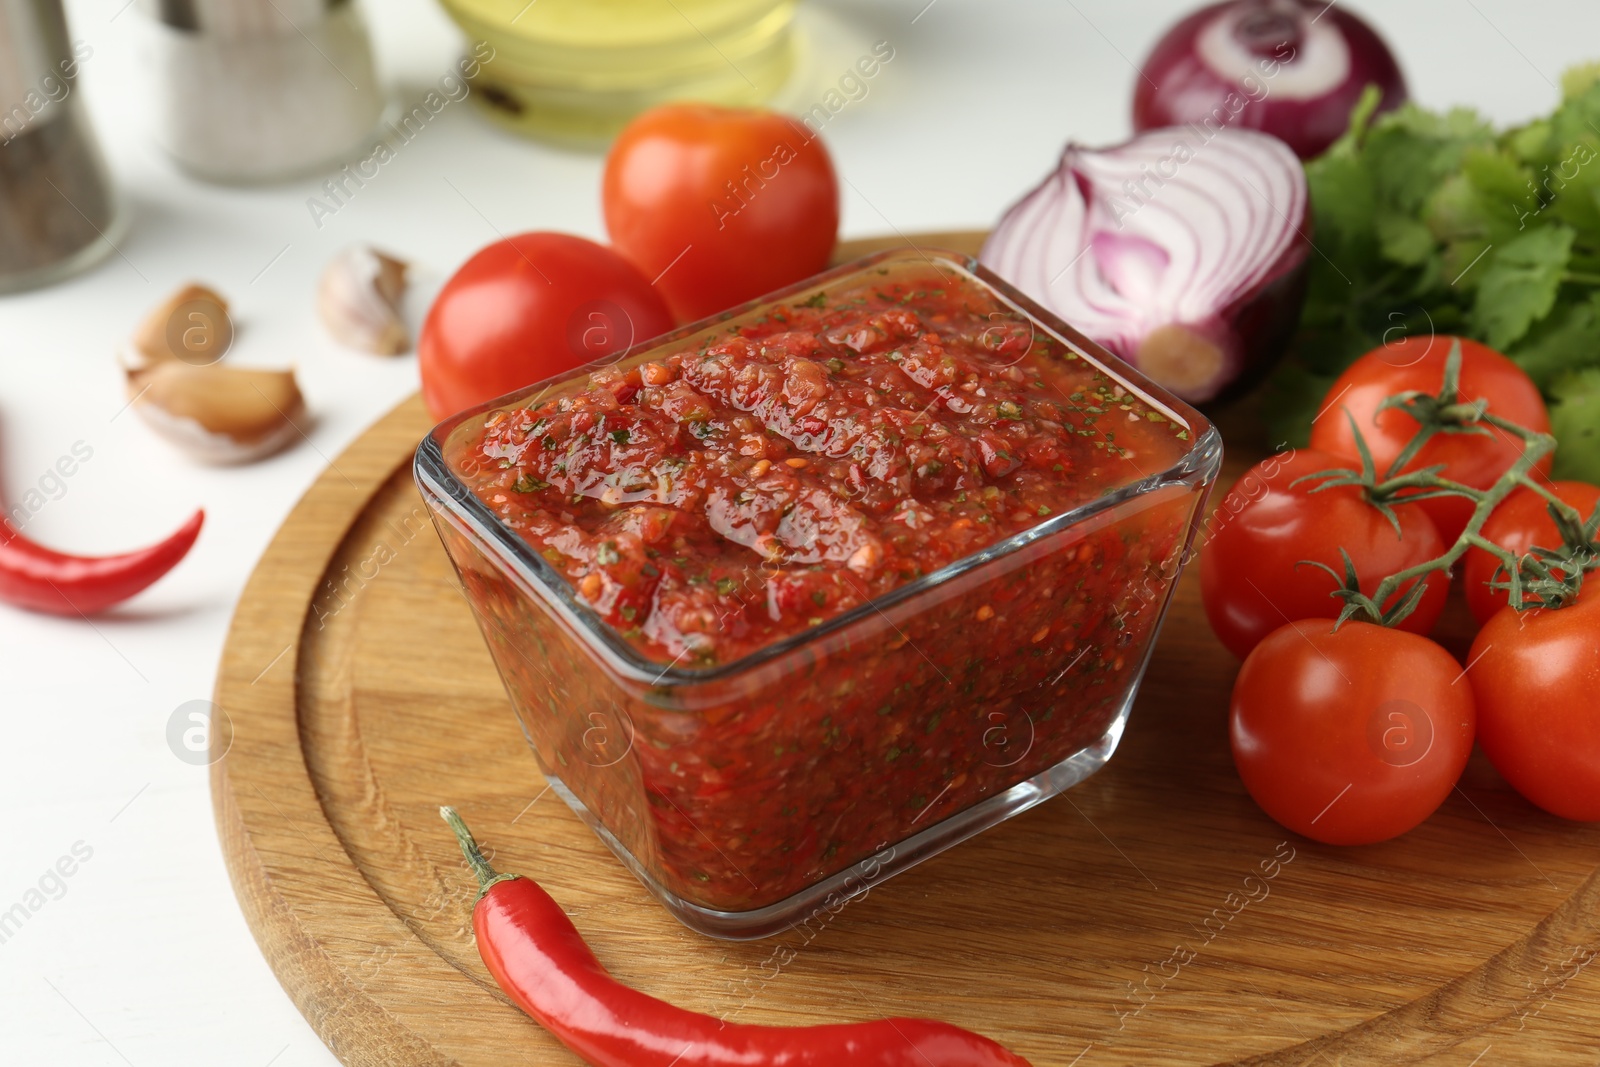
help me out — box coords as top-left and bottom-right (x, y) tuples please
(440, 806), (521, 899)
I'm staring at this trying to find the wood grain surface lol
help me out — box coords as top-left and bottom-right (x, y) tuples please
(212, 233), (1600, 1067)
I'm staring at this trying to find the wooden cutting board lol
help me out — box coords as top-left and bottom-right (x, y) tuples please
(213, 232), (1600, 1067)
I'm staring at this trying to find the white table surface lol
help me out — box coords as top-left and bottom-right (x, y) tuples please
(2, 1), (1594, 1062)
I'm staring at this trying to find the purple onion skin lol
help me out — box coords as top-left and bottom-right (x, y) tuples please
(1120, 226), (1311, 407)
(1088, 191), (1312, 404)
(1203, 229), (1311, 404)
(1133, 0), (1407, 160)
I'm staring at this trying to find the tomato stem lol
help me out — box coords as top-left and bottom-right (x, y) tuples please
(1295, 339), (1592, 625)
(1522, 478), (1588, 524)
(1357, 412), (1556, 623)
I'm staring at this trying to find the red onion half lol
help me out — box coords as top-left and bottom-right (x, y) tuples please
(980, 127), (1310, 404)
(1133, 0), (1407, 161)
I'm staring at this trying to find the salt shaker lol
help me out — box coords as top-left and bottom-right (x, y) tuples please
(0, 0), (119, 293)
(138, 0), (384, 184)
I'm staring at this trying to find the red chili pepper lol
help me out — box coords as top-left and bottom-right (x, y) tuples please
(0, 509), (204, 615)
(441, 807), (1033, 1067)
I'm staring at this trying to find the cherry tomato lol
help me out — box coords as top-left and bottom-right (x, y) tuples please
(1200, 449), (1449, 660)
(1468, 594), (1600, 820)
(1462, 481), (1600, 623)
(1309, 336), (1552, 543)
(603, 104), (839, 324)
(418, 232), (674, 421)
(1230, 620), (1475, 845)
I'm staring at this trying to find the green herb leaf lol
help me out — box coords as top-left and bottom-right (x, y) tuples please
(1269, 71), (1600, 470)
(1375, 212), (1436, 267)
(1471, 225), (1575, 349)
(1511, 291), (1600, 388)
(1550, 368), (1600, 482)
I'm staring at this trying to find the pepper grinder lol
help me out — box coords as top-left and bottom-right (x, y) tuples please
(137, 0), (385, 183)
(0, 0), (119, 293)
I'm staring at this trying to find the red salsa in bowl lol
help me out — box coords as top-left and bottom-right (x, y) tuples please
(417, 250), (1220, 937)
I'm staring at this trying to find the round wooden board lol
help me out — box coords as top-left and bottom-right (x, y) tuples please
(215, 233), (1600, 1067)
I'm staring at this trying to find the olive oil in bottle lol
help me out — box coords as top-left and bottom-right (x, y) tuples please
(438, 0), (798, 144)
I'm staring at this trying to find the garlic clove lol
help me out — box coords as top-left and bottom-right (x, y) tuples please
(128, 283), (234, 369)
(128, 361), (308, 465)
(317, 245), (410, 355)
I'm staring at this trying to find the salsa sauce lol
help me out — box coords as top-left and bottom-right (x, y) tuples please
(449, 261), (1190, 668)
(440, 256), (1205, 914)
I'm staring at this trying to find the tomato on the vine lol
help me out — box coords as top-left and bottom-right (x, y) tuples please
(1200, 449), (1449, 660)
(603, 104), (839, 324)
(1462, 480), (1600, 623)
(418, 232), (674, 420)
(1309, 335), (1551, 543)
(1230, 620), (1475, 845)
(1468, 594), (1600, 821)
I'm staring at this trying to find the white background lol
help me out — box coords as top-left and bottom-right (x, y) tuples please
(0, 0), (1594, 1062)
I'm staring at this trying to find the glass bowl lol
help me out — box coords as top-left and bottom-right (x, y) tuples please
(414, 249), (1222, 939)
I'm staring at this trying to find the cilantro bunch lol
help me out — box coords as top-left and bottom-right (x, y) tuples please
(1268, 72), (1600, 480)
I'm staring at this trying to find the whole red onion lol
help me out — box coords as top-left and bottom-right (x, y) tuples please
(1133, 0), (1407, 160)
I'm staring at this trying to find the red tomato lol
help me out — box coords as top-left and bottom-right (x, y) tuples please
(603, 104), (839, 324)
(1230, 620), (1475, 845)
(1462, 481), (1600, 623)
(1309, 336), (1552, 543)
(1200, 449), (1449, 660)
(1468, 594), (1600, 820)
(418, 232), (674, 421)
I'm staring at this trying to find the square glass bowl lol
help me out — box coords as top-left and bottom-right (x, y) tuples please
(415, 249), (1222, 939)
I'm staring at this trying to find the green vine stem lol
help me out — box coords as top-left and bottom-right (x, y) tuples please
(1293, 340), (1597, 627)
